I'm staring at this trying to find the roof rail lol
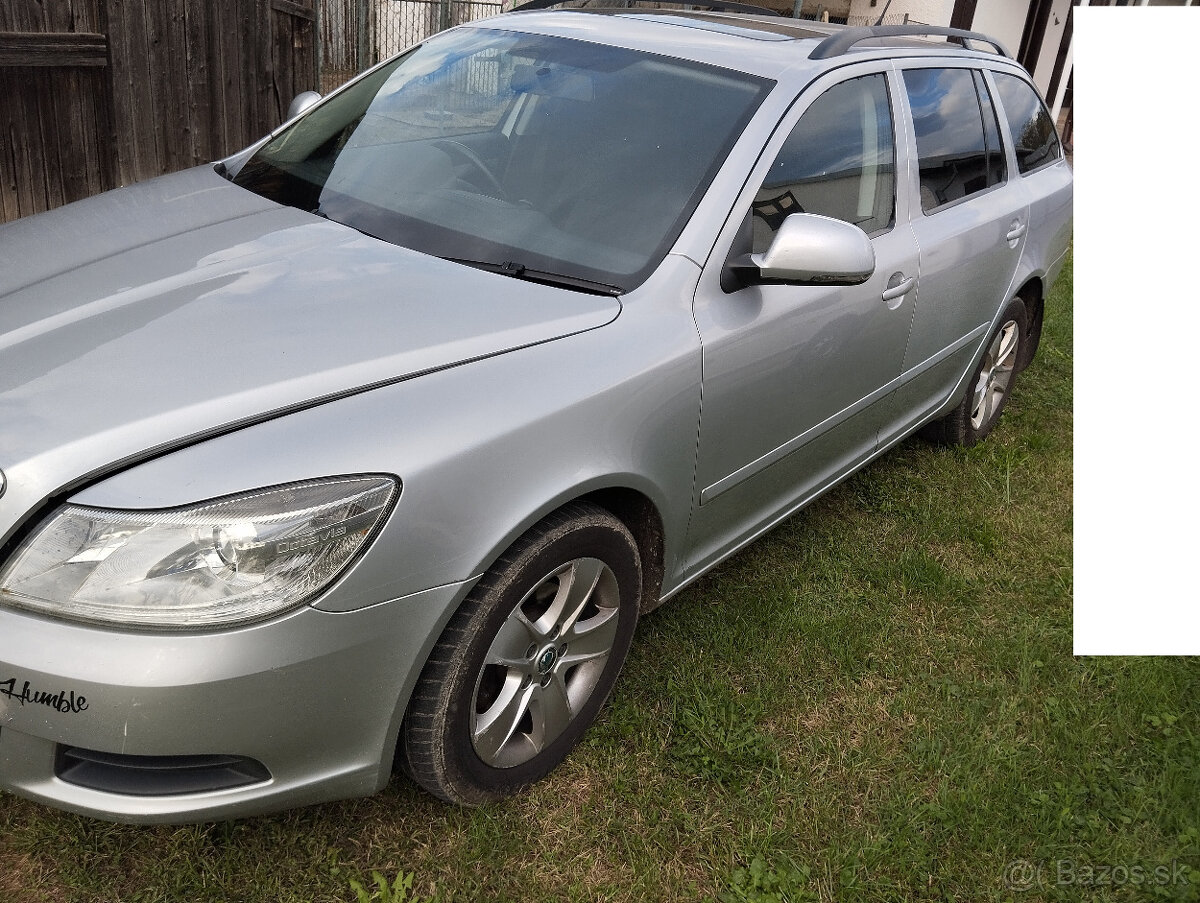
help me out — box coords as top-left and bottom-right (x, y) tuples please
(809, 25), (1010, 60)
(510, 0), (781, 16)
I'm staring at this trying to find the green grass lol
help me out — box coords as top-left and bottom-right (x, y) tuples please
(2, 248), (1197, 902)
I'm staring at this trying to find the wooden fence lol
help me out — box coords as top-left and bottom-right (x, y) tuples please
(0, 0), (316, 223)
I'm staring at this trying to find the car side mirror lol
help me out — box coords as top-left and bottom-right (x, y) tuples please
(738, 213), (875, 287)
(286, 91), (322, 120)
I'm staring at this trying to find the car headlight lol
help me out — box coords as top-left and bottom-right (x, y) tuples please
(0, 476), (398, 629)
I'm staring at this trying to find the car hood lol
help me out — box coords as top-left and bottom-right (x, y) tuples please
(0, 166), (620, 542)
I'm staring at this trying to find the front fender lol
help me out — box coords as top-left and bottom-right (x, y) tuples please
(68, 256), (704, 613)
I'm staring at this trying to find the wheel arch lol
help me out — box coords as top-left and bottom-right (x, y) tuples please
(577, 485), (667, 613)
(467, 478), (670, 617)
(1012, 275), (1045, 372)
(1013, 274), (1043, 307)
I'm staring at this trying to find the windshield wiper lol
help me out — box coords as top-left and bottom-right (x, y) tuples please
(446, 258), (623, 296)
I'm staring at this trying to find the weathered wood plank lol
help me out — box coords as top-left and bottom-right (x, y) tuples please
(1, 0), (321, 221)
(240, 0), (259, 149)
(70, 0), (103, 34)
(183, 0), (213, 162)
(0, 1), (48, 32)
(272, 0), (316, 22)
(205, 1), (230, 163)
(272, 8), (288, 125)
(164, 0), (194, 167)
(141, 0), (169, 174)
(46, 0), (75, 33)
(77, 68), (111, 197)
(261, 0), (280, 130)
(128, 0), (158, 177)
(0, 70), (23, 221)
(94, 0), (122, 190)
(56, 68), (92, 203)
(0, 2), (114, 220)
(34, 69), (66, 212)
(0, 0), (102, 35)
(105, 0), (139, 184)
(235, 0), (256, 151)
(0, 32), (108, 67)
(11, 69), (46, 217)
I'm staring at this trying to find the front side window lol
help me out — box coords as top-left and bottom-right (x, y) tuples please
(232, 28), (771, 292)
(992, 71), (1062, 174)
(903, 67), (994, 212)
(752, 73), (895, 253)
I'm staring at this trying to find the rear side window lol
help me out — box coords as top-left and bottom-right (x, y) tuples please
(992, 72), (1063, 174)
(752, 72), (895, 252)
(974, 71), (1007, 187)
(903, 68), (996, 212)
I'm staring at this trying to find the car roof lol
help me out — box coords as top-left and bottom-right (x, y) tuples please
(474, 8), (1025, 82)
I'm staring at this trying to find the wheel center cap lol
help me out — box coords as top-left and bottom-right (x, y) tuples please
(536, 647), (558, 674)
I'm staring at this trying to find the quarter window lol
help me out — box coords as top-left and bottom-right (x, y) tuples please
(752, 73), (895, 253)
(903, 68), (994, 212)
(992, 72), (1063, 174)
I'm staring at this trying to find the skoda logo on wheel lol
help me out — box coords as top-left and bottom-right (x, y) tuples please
(536, 648), (557, 674)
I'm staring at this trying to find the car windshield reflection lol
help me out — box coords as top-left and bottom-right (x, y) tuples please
(232, 27), (770, 292)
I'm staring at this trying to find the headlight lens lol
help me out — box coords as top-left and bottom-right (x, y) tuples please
(0, 476), (398, 628)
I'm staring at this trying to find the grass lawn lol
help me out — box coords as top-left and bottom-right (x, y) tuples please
(2, 247), (1197, 902)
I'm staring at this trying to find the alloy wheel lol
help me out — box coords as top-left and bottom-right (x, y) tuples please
(970, 319), (1020, 430)
(470, 557), (620, 768)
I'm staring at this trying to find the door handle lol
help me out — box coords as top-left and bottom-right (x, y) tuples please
(882, 274), (915, 303)
(1006, 221), (1027, 242)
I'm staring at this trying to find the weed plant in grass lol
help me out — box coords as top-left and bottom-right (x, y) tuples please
(2, 248), (1197, 903)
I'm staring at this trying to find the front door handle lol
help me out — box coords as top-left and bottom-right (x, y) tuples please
(882, 274), (916, 305)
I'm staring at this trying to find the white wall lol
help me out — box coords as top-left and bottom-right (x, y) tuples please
(842, 0), (1068, 99)
(1030, 0), (1071, 95)
(847, 0), (956, 25)
(971, 2), (1029, 58)
(800, 0), (853, 15)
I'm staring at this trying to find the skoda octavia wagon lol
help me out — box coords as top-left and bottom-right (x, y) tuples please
(0, 5), (1072, 822)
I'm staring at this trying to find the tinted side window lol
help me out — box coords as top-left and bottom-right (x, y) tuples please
(992, 72), (1062, 174)
(752, 73), (894, 252)
(974, 70), (1007, 187)
(903, 68), (990, 211)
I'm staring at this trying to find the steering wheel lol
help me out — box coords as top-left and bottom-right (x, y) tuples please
(439, 140), (509, 201)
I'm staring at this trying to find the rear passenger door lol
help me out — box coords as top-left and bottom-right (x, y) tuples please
(882, 64), (1028, 444)
(989, 69), (1074, 318)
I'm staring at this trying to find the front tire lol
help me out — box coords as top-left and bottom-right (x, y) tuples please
(921, 297), (1028, 447)
(401, 502), (641, 805)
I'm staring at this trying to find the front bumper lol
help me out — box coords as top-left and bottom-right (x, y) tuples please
(0, 578), (473, 823)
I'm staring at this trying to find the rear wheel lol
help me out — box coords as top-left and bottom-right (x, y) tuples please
(401, 502), (641, 805)
(921, 297), (1028, 447)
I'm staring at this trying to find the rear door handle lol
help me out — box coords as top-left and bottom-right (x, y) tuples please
(1007, 221), (1027, 242)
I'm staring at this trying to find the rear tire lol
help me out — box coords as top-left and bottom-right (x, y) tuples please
(921, 297), (1028, 447)
(401, 502), (641, 805)
(1017, 295), (1043, 372)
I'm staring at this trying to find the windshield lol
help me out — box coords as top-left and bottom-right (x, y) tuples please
(232, 27), (770, 292)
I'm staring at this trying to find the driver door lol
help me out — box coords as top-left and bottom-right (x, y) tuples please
(686, 66), (920, 573)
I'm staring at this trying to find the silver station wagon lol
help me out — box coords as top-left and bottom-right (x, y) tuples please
(0, 4), (1072, 822)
